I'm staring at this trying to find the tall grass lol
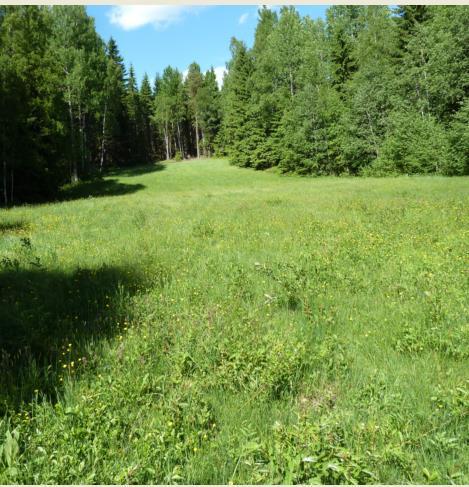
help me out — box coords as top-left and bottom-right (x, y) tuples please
(0, 159), (467, 483)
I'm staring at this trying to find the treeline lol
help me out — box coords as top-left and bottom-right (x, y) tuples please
(0, 6), (220, 205)
(219, 5), (468, 176)
(1, 6), (468, 205)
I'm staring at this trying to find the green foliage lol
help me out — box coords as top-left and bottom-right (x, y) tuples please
(0, 7), (222, 205)
(219, 5), (466, 176)
(2, 5), (467, 204)
(447, 99), (469, 175)
(367, 110), (451, 175)
(0, 160), (467, 483)
(394, 324), (468, 359)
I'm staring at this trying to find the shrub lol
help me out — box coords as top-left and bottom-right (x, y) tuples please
(368, 110), (451, 175)
(447, 99), (469, 175)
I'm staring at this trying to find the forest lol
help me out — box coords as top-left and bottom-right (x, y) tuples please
(0, 5), (468, 206)
(0, 5), (468, 484)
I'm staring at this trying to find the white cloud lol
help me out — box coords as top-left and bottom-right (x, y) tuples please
(213, 66), (227, 89)
(108, 5), (195, 31)
(182, 68), (189, 81)
(238, 12), (249, 24)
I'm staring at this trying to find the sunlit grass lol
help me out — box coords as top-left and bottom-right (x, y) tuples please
(0, 159), (468, 483)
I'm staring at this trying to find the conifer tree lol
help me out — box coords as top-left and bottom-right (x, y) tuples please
(185, 62), (204, 158)
(198, 68), (221, 156)
(140, 73), (156, 162)
(219, 39), (254, 167)
(100, 37), (126, 170)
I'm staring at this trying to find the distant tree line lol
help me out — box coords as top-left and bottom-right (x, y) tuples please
(0, 6), (221, 205)
(0, 5), (467, 205)
(219, 5), (468, 177)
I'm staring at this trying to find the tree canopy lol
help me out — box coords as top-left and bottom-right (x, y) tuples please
(1, 5), (467, 205)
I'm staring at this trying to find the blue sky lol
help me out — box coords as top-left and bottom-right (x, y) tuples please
(86, 5), (328, 87)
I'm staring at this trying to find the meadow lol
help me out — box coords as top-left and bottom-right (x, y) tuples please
(0, 158), (467, 484)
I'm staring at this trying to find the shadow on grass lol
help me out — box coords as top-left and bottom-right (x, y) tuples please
(0, 221), (30, 235)
(0, 264), (146, 413)
(106, 162), (167, 178)
(58, 178), (145, 201)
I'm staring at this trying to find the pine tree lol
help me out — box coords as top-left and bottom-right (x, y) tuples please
(123, 65), (147, 165)
(140, 73), (156, 162)
(326, 6), (365, 90)
(278, 18), (345, 174)
(185, 62), (204, 158)
(219, 38), (254, 167)
(0, 6), (66, 203)
(246, 7), (279, 169)
(198, 68), (221, 157)
(100, 37), (127, 170)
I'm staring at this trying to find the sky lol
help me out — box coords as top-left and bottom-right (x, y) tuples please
(86, 5), (328, 88)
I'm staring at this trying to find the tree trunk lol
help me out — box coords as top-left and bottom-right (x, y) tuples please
(78, 103), (85, 175)
(201, 127), (206, 157)
(195, 116), (200, 158)
(149, 122), (155, 157)
(1, 115), (7, 206)
(177, 122), (184, 158)
(164, 123), (170, 160)
(100, 101), (107, 172)
(2, 156), (7, 207)
(67, 89), (78, 184)
(10, 168), (14, 206)
(83, 113), (88, 173)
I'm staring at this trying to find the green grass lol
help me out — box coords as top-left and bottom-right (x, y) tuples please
(0, 158), (468, 484)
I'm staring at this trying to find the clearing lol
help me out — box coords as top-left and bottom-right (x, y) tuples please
(0, 159), (468, 484)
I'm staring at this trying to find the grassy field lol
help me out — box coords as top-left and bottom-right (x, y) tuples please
(0, 158), (468, 484)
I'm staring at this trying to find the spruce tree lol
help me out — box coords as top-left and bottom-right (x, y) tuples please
(199, 68), (221, 157)
(100, 37), (127, 170)
(219, 38), (254, 167)
(140, 73), (155, 162)
(185, 62), (204, 158)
